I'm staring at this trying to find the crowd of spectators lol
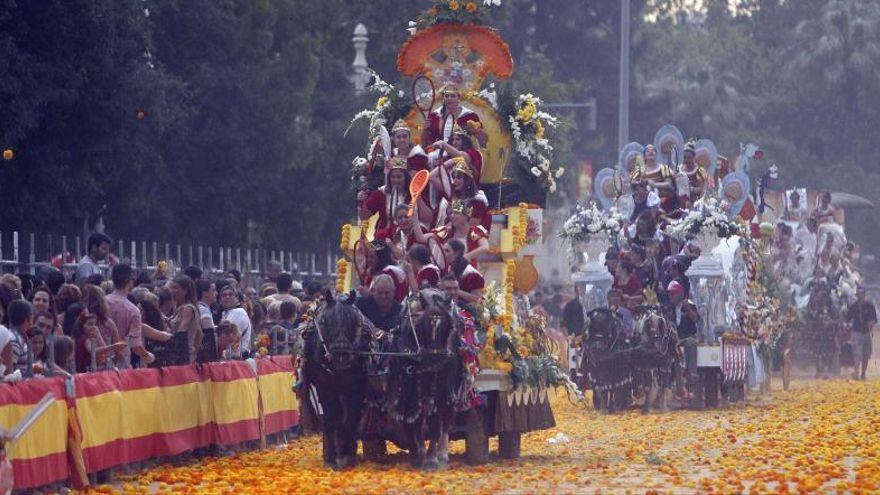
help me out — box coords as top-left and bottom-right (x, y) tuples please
(0, 233), (325, 381)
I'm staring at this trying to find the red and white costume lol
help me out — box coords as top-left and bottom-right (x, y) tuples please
(430, 224), (489, 266)
(426, 105), (482, 146)
(426, 107), (484, 184)
(457, 264), (485, 293)
(364, 185), (409, 232)
(435, 164), (492, 229)
(374, 222), (428, 253)
(416, 264), (442, 288)
(391, 145), (429, 173)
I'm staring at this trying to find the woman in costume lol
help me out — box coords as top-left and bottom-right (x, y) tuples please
(359, 157), (410, 233)
(373, 204), (426, 261)
(430, 156), (491, 229)
(414, 199), (490, 265)
(813, 190), (839, 225)
(401, 243), (442, 293)
(630, 144), (673, 193)
(679, 140), (708, 205)
(432, 122), (484, 184)
(389, 119), (429, 172)
(362, 240), (409, 303)
(423, 84), (487, 150)
(443, 239), (485, 304)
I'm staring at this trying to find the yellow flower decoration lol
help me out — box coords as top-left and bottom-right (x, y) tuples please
(449, 0), (459, 11)
(375, 96), (388, 110)
(466, 2), (477, 13)
(340, 224), (351, 251)
(336, 259), (348, 294)
(535, 119), (545, 139)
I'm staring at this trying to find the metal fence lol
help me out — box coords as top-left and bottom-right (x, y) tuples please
(0, 230), (339, 284)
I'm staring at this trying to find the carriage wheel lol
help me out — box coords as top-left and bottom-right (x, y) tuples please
(498, 431), (521, 459)
(464, 409), (489, 465)
(362, 438), (387, 463)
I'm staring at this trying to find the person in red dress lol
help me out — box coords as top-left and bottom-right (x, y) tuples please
(359, 157), (410, 232)
(401, 244), (441, 293)
(359, 240), (409, 303)
(443, 239), (484, 304)
(430, 157), (491, 229)
(389, 119), (429, 172)
(431, 123), (484, 185)
(422, 84), (487, 150)
(414, 200), (490, 268)
(374, 204), (429, 261)
(612, 261), (644, 310)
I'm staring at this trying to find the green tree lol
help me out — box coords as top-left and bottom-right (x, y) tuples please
(0, 0), (187, 236)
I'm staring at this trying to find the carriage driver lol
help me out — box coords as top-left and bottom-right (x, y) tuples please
(666, 281), (700, 404)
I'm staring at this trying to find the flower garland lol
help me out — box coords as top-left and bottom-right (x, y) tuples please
(663, 197), (745, 240)
(559, 202), (624, 244)
(339, 224), (352, 251)
(738, 239), (795, 356)
(413, 0), (503, 30)
(506, 94), (563, 193)
(336, 259), (348, 294)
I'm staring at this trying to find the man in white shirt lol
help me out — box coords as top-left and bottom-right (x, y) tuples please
(76, 233), (112, 284)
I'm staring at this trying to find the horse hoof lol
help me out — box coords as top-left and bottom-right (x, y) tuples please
(334, 456), (357, 470)
(323, 460), (337, 470)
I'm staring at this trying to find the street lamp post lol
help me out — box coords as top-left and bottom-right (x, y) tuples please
(618, 0), (631, 153)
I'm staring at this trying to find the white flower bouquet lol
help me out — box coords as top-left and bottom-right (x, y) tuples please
(559, 202), (624, 244)
(664, 197), (745, 240)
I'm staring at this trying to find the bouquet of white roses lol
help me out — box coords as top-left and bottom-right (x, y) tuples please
(559, 202), (624, 244)
(664, 197), (744, 240)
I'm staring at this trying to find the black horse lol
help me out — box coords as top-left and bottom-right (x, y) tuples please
(631, 308), (680, 412)
(302, 291), (374, 469)
(579, 308), (633, 412)
(387, 288), (461, 469)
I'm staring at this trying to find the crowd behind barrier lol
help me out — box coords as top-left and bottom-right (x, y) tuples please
(0, 233), (317, 490)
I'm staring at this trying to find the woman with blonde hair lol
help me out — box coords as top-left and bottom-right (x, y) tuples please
(81, 284), (125, 364)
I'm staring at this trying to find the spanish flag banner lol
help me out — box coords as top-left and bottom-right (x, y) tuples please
(0, 377), (69, 490)
(256, 356), (300, 435)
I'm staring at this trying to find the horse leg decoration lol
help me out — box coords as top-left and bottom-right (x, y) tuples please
(302, 291), (373, 470)
(394, 289), (461, 469)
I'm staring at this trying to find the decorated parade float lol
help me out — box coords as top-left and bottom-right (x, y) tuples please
(331, 0), (574, 464)
(565, 124), (872, 410)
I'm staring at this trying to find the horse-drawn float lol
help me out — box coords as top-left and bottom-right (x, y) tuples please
(567, 129), (793, 410)
(317, 1), (573, 468)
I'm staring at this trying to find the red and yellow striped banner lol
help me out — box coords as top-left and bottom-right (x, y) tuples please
(0, 359), (299, 488)
(0, 377), (69, 489)
(256, 356), (299, 434)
